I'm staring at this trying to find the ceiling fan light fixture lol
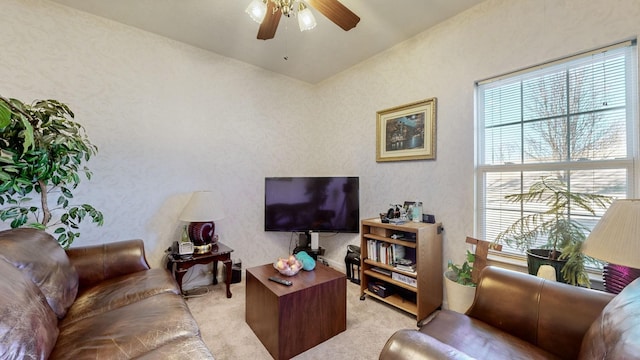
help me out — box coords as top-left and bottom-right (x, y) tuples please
(245, 0), (268, 24)
(297, 2), (317, 32)
(251, 0), (358, 40)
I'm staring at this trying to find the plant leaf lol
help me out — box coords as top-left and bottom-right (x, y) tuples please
(0, 102), (11, 129)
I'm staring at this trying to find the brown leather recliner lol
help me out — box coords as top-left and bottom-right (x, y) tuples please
(380, 266), (640, 360)
(0, 228), (213, 359)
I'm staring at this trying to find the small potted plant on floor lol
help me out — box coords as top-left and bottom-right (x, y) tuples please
(0, 96), (103, 247)
(495, 175), (612, 286)
(444, 250), (476, 313)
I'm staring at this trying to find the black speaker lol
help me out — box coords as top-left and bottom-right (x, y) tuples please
(345, 245), (361, 284)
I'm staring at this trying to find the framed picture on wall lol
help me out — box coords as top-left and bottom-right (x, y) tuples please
(376, 98), (437, 162)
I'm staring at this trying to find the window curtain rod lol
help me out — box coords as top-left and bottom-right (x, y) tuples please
(477, 39), (637, 86)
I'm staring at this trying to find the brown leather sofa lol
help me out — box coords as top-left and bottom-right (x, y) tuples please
(380, 266), (640, 360)
(0, 228), (213, 359)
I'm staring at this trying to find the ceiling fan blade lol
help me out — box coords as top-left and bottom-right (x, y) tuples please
(307, 0), (360, 31)
(257, 2), (282, 40)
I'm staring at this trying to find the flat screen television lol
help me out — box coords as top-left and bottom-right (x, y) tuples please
(265, 177), (360, 234)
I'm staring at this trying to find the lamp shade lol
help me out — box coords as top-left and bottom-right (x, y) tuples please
(179, 191), (225, 223)
(245, 0), (267, 24)
(297, 3), (317, 31)
(582, 199), (640, 269)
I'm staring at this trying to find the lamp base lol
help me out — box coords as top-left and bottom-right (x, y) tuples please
(187, 221), (216, 245)
(603, 263), (640, 294)
(193, 243), (212, 254)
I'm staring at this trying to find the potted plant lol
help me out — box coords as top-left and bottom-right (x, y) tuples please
(495, 176), (612, 286)
(0, 96), (103, 248)
(444, 250), (476, 313)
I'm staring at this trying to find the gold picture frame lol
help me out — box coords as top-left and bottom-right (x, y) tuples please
(376, 98), (437, 162)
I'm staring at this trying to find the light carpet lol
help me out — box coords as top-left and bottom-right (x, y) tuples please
(185, 277), (418, 359)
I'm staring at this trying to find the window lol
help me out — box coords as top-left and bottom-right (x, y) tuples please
(475, 40), (638, 258)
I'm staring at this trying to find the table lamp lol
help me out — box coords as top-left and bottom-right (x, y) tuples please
(582, 199), (640, 294)
(179, 191), (225, 254)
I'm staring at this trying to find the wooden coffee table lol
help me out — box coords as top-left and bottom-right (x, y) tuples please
(245, 263), (346, 360)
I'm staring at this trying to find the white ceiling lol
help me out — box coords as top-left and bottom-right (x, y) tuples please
(49, 0), (484, 84)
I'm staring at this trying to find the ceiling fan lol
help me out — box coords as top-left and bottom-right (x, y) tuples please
(245, 0), (360, 40)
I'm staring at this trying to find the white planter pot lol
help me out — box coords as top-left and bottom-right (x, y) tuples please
(443, 270), (476, 313)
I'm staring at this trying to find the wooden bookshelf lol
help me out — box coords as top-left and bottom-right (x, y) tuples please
(360, 218), (443, 323)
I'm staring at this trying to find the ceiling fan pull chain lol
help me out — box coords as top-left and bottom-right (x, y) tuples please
(283, 18), (289, 60)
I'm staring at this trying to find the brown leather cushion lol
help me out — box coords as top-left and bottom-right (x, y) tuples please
(467, 266), (613, 359)
(381, 329), (476, 360)
(50, 292), (204, 359)
(0, 228), (78, 318)
(579, 277), (640, 359)
(135, 337), (215, 360)
(63, 268), (180, 325)
(0, 258), (59, 359)
(420, 310), (562, 360)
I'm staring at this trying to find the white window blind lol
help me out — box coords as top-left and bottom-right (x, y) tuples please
(476, 40), (638, 257)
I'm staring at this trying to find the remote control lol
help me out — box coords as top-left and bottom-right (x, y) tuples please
(268, 276), (292, 286)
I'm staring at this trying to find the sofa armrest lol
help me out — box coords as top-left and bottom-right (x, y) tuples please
(466, 266), (613, 359)
(379, 329), (475, 360)
(66, 239), (151, 289)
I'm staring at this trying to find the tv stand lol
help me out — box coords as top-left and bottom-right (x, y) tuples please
(293, 246), (325, 260)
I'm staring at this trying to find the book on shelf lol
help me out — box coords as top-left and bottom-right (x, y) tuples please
(394, 254), (416, 273)
(367, 240), (403, 265)
(367, 239), (421, 271)
(392, 272), (417, 287)
(371, 267), (392, 276)
(395, 264), (417, 274)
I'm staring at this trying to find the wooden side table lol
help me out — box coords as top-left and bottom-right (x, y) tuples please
(166, 242), (234, 298)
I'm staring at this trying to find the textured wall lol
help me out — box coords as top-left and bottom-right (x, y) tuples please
(314, 0), (640, 270)
(0, 0), (318, 280)
(1, 0), (639, 291)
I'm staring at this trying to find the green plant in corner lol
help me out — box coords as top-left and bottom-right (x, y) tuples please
(447, 250), (476, 287)
(495, 176), (612, 287)
(0, 96), (103, 248)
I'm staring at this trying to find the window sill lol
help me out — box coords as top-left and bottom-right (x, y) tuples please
(486, 253), (605, 291)
(486, 253), (528, 273)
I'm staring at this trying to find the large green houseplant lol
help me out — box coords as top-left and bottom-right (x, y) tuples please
(0, 96), (103, 248)
(495, 176), (612, 286)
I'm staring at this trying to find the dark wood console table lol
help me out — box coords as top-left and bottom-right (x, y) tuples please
(166, 242), (234, 298)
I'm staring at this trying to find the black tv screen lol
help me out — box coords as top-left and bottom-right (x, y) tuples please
(265, 177), (360, 233)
